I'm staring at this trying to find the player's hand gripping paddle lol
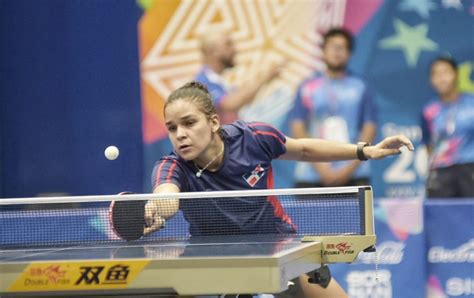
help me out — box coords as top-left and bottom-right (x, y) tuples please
(109, 192), (165, 241)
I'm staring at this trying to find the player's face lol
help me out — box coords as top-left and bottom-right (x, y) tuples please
(164, 99), (219, 161)
(322, 35), (351, 72)
(430, 61), (457, 97)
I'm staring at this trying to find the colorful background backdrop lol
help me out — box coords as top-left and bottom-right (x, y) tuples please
(1, 0), (472, 198)
(0, 0), (473, 297)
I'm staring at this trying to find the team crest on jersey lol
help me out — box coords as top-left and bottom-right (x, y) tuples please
(243, 164), (266, 187)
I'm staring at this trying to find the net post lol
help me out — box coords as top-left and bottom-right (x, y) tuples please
(302, 186), (377, 264)
(363, 186), (375, 236)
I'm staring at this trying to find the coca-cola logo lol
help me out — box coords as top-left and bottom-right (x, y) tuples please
(357, 241), (405, 264)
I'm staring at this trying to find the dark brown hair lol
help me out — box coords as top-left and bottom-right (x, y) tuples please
(165, 81), (218, 119)
(322, 27), (354, 52)
(430, 56), (458, 72)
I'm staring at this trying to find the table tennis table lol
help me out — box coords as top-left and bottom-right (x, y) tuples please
(0, 235), (375, 297)
(0, 235), (324, 296)
(0, 186), (376, 296)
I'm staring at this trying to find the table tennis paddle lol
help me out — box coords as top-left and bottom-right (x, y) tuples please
(109, 192), (147, 241)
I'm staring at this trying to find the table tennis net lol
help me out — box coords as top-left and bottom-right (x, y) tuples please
(0, 187), (372, 248)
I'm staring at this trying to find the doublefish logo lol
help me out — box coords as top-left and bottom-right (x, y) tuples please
(9, 261), (149, 292)
(336, 242), (352, 254)
(75, 264), (130, 285)
(242, 164), (266, 187)
(325, 242), (355, 255)
(29, 265), (67, 283)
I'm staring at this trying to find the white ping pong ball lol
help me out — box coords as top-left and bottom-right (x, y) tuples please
(104, 146), (119, 160)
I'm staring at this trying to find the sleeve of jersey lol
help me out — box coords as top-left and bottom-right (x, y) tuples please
(150, 157), (186, 191)
(288, 86), (308, 122)
(359, 87), (378, 126)
(420, 112), (431, 146)
(247, 122), (287, 160)
(209, 86), (228, 107)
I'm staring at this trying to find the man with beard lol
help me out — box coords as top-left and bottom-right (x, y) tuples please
(195, 30), (282, 123)
(290, 27), (378, 187)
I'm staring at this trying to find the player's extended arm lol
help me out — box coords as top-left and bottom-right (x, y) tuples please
(219, 64), (282, 112)
(281, 135), (414, 162)
(143, 183), (180, 236)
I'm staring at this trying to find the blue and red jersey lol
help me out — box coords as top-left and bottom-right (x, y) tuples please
(421, 93), (474, 169)
(290, 72), (377, 182)
(195, 66), (238, 123)
(151, 121), (295, 236)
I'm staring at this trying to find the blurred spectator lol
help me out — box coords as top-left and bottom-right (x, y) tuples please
(195, 30), (282, 123)
(290, 27), (377, 187)
(422, 56), (474, 198)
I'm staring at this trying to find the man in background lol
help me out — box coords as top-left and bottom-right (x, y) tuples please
(195, 30), (282, 123)
(290, 27), (378, 187)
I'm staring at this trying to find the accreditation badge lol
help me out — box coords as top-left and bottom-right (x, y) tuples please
(321, 116), (350, 143)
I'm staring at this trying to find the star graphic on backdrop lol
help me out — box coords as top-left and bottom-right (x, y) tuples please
(459, 62), (474, 93)
(379, 19), (438, 67)
(399, 0), (437, 18)
(442, 0), (463, 10)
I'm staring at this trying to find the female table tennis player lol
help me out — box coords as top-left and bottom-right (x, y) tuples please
(114, 81), (413, 297)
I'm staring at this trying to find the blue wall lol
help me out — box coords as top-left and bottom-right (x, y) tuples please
(0, 0), (144, 197)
